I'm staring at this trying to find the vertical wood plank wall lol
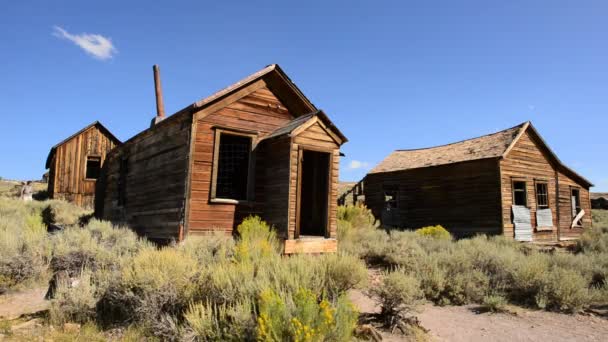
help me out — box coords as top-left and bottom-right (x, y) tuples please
(499, 130), (558, 242)
(499, 130), (591, 241)
(98, 115), (192, 241)
(557, 171), (592, 239)
(50, 126), (118, 208)
(187, 86), (294, 235)
(364, 159), (502, 237)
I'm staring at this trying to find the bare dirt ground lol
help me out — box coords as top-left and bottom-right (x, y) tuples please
(0, 287), (48, 320)
(349, 288), (608, 342)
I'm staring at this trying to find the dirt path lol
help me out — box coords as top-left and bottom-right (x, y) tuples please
(418, 304), (608, 342)
(0, 287), (48, 320)
(349, 289), (608, 342)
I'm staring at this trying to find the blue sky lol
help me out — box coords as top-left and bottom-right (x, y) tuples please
(1, 1), (606, 191)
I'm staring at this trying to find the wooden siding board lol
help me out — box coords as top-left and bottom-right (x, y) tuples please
(98, 113), (192, 241)
(364, 159), (502, 237)
(50, 125), (118, 208)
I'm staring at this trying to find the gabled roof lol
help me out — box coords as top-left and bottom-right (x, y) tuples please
(370, 122), (525, 174)
(120, 64), (318, 146)
(45, 121), (121, 168)
(263, 110), (347, 143)
(369, 121), (593, 187)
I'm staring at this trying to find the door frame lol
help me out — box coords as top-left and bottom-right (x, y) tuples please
(294, 145), (334, 239)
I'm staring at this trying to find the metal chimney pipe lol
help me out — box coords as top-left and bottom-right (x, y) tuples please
(153, 65), (165, 119)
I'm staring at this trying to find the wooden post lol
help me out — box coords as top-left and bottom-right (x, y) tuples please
(153, 65), (165, 119)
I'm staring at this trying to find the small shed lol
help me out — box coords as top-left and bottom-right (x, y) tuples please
(364, 122), (593, 242)
(96, 64), (347, 253)
(46, 121), (121, 208)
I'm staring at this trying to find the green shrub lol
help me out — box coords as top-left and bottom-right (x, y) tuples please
(337, 204), (378, 229)
(0, 199), (51, 289)
(179, 232), (235, 264)
(576, 225), (608, 254)
(41, 200), (91, 227)
(372, 269), (424, 325)
(256, 288), (358, 342)
(184, 300), (256, 341)
(49, 269), (99, 325)
(415, 225), (451, 240)
(320, 253), (368, 298)
(234, 216), (280, 264)
(481, 294), (508, 313)
(546, 268), (590, 313)
(592, 209), (608, 228)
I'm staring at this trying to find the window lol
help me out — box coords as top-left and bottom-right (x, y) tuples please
(383, 185), (398, 210)
(212, 131), (252, 201)
(512, 181), (527, 206)
(118, 158), (128, 206)
(571, 188), (581, 218)
(535, 182), (549, 209)
(85, 156), (101, 180)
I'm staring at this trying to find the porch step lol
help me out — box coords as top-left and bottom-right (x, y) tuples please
(283, 238), (337, 254)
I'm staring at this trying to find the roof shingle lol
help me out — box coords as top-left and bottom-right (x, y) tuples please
(369, 122), (526, 174)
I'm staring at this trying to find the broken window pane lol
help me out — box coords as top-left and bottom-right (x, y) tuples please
(513, 181), (527, 206)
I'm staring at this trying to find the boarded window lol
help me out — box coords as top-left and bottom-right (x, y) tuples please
(118, 158), (128, 206)
(571, 188), (581, 218)
(383, 185), (398, 209)
(513, 181), (527, 206)
(215, 133), (251, 200)
(85, 156), (101, 179)
(535, 182), (549, 209)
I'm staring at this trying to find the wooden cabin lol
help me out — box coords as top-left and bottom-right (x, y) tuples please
(363, 122), (593, 242)
(95, 64), (347, 253)
(46, 121), (121, 208)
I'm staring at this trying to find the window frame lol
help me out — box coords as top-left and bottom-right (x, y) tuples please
(534, 180), (550, 209)
(382, 184), (399, 210)
(570, 187), (582, 226)
(210, 128), (256, 204)
(84, 155), (102, 181)
(512, 179), (528, 207)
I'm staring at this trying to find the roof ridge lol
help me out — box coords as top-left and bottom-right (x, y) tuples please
(394, 121), (528, 153)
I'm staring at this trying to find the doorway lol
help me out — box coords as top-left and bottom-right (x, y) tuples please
(298, 150), (330, 237)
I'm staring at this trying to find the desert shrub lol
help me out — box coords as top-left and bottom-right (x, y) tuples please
(545, 267), (590, 313)
(481, 294), (508, 313)
(0, 199), (51, 289)
(372, 269), (423, 325)
(337, 204), (378, 229)
(41, 200), (90, 227)
(49, 269), (99, 325)
(415, 225), (451, 240)
(184, 300), (256, 341)
(576, 225), (608, 254)
(234, 216), (280, 264)
(319, 253), (368, 298)
(256, 288), (357, 342)
(50, 219), (149, 278)
(179, 232), (235, 264)
(592, 209), (608, 228)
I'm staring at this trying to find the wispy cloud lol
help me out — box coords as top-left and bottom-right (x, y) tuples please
(52, 26), (117, 60)
(347, 160), (370, 170)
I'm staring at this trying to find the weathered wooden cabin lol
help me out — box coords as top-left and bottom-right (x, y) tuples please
(96, 64), (347, 253)
(364, 122), (593, 242)
(45, 121), (121, 208)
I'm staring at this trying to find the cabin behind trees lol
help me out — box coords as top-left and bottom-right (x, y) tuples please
(45, 121), (120, 208)
(362, 122), (592, 242)
(95, 64), (346, 253)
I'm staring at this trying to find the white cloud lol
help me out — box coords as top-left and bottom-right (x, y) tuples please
(53, 26), (117, 60)
(348, 160), (370, 170)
